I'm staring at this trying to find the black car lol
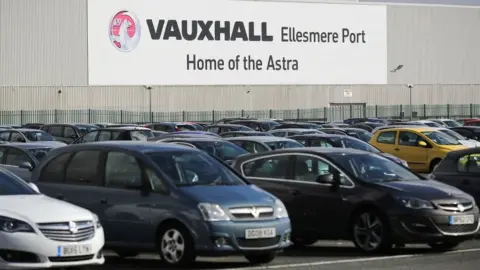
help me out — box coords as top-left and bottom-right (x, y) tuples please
(228, 120), (280, 132)
(288, 134), (408, 166)
(321, 128), (373, 142)
(232, 148), (479, 252)
(158, 137), (248, 162)
(204, 124), (254, 134)
(22, 123), (44, 129)
(145, 122), (199, 132)
(0, 142), (63, 180)
(219, 131), (272, 138)
(272, 122), (320, 130)
(40, 123), (99, 144)
(429, 148), (480, 204)
(450, 126), (480, 141)
(73, 127), (154, 144)
(226, 136), (304, 153)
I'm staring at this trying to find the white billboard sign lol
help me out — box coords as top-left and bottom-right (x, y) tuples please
(87, 0), (387, 85)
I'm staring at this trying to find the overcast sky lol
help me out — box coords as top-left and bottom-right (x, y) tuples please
(362, 0), (480, 5)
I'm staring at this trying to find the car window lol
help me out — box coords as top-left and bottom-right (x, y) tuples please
(422, 131), (461, 145)
(343, 137), (380, 153)
(148, 150), (246, 186)
(49, 126), (64, 137)
(444, 120), (462, 127)
(377, 131), (396, 144)
(80, 131), (99, 143)
(105, 152), (142, 189)
(130, 130), (154, 140)
(39, 153), (72, 182)
(221, 133), (235, 138)
(5, 148), (31, 166)
(458, 154), (480, 173)
(243, 141), (269, 153)
(177, 125), (196, 131)
(65, 150), (102, 185)
(27, 148), (52, 161)
(0, 132), (10, 141)
(271, 132), (285, 137)
(453, 128), (472, 138)
(265, 140), (304, 150)
(293, 139), (307, 146)
(23, 131), (55, 141)
(145, 167), (167, 192)
(76, 126), (97, 135)
(398, 131), (424, 147)
(64, 127), (75, 138)
(98, 131), (112, 141)
(294, 155), (330, 182)
(311, 139), (334, 147)
(0, 170), (37, 195)
(207, 127), (219, 133)
(9, 132), (24, 142)
(242, 155), (290, 179)
(193, 141), (248, 161)
(0, 148), (5, 162)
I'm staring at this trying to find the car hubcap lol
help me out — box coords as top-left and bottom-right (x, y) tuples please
(354, 213), (383, 251)
(161, 229), (185, 263)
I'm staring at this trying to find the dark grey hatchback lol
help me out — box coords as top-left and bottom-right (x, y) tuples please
(29, 141), (291, 266)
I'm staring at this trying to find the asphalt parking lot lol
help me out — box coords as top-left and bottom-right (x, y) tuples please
(92, 240), (480, 270)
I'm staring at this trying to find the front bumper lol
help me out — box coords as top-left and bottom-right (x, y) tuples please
(0, 228), (105, 269)
(195, 218), (292, 256)
(390, 212), (480, 243)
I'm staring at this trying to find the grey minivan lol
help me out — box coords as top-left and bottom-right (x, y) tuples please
(29, 141), (291, 266)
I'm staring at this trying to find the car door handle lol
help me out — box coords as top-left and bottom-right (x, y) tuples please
(394, 148), (400, 151)
(55, 194), (65, 200)
(100, 199), (109, 204)
(290, 189), (301, 195)
(461, 179), (470, 185)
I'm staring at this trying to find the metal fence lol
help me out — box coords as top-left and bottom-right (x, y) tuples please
(2, 104), (480, 125)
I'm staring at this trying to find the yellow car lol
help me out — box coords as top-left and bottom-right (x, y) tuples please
(369, 127), (468, 173)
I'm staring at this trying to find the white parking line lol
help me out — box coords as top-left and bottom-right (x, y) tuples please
(221, 248), (480, 270)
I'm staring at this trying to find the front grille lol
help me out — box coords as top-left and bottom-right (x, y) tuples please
(436, 222), (479, 234)
(229, 206), (274, 220)
(49, 255), (94, 262)
(436, 202), (474, 212)
(37, 221), (95, 242)
(236, 236), (281, 248)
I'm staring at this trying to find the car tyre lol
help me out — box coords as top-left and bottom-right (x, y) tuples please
(351, 209), (392, 254)
(114, 250), (139, 258)
(428, 241), (460, 252)
(245, 251), (277, 265)
(429, 159), (441, 173)
(157, 224), (196, 267)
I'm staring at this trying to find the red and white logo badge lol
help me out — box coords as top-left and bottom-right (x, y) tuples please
(108, 10), (141, 52)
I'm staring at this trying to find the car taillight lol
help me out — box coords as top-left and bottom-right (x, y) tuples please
(175, 127), (180, 131)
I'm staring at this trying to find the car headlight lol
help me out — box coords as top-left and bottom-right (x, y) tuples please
(92, 213), (101, 229)
(198, 203), (230, 221)
(275, 199), (289, 219)
(396, 197), (434, 209)
(0, 216), (34, 233)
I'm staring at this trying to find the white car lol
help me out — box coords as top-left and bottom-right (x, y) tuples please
(0, 169), (105, 269)
(434, 128), (480, 148)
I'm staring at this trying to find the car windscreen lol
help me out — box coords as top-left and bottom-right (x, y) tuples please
(331, 153), (421, 183)
(0, 170), (37, 195)
(444, 120), (462, 127)
(342, 137), (380, 153)
(193, 141), (248, 161)
(422, 131), (461, 145)
(439, 129), (465, 140)
(147, 151), (246, 187)
(177, 124), (197, 131)
(348, 130), (372, 142)
(265, 140), (304, 150)
(23, 131), (55, 141)
(130, 130), (154, 140)
(77, 126), (98, 135)
(301, 131), (321, 135)
(27, 148), (53, 161)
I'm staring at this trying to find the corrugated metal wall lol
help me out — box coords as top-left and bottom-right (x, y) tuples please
(1, 0), (480, 112)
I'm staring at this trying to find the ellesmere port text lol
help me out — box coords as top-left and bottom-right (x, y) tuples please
(281, 27), (366, 43)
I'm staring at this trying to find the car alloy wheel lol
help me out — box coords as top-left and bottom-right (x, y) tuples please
(352, 211), (389, 253)
(160, 229), (186, 264)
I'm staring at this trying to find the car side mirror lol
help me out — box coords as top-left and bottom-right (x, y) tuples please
(418, 141), (427, 147)
(316, 174), (335, 184)
(18, 161), (34, 171)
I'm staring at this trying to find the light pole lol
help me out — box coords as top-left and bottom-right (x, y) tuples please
(144, 85), (153, 122)
(407, 84), (413, 120)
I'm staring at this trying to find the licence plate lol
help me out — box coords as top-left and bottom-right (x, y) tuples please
(57, 244), (92, 257)
(245, 228), (276, 239)
(449, 215), (475, 225)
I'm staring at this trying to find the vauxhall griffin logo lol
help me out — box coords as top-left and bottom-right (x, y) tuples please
(68, 221), (78, 234)
(109, 10), (141, 52)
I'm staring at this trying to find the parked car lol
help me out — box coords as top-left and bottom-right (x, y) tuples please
(204, 124), (254, 134)
(0, 128), (66, 146)
(268, 128), (323, 137)
(319, 123), (350, 128)
(427, 118), (463, 128)
(215, 117), (253, 124)
(450, 126), (480, 141)
(321, 128), (373, 142)
(41, 124), (99, 144)
(288, 134), (408, 167)
(429, 148), (480, 205)
(220, 131), (272, 138)
(343, 118), (387, 125)
(432, 128), (480, 148)
(229, 120), (280, 132)
(232, 148), (479, 253)
(0, 168), (105, 269)
(72, 127), (154, 144)
(464, 119), (480, 126)
(22, 123), (44, 129)
(145, 122), (199, 132)
(30, 142), (291, 266)
(458, 118), (479, 126)
(349, 122), (385, 132)
(272, 122), (321, 130)
(148, 133), (217, 142)
(370, 127), (468, 173)
(406, 120), (443, 128)
(226, 136), (304, 153)
(158, 137), (248, 163)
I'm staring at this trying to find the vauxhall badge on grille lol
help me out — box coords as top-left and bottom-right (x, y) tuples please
(68, 221), (78, 234)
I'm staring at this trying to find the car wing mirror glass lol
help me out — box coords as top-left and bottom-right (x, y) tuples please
(18, 161), (34, 171)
